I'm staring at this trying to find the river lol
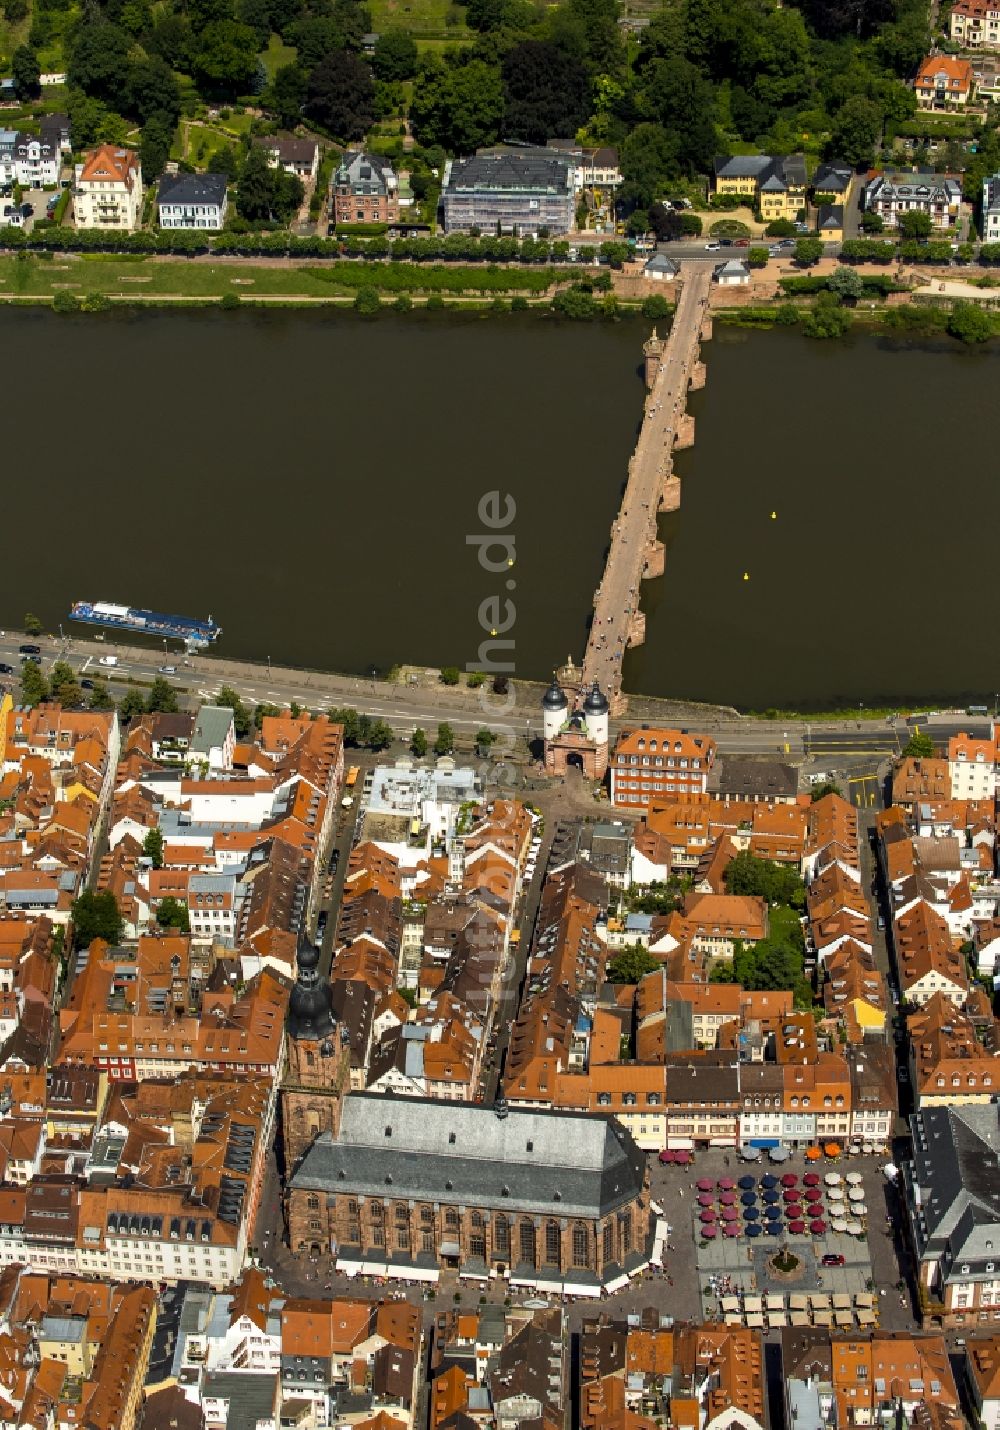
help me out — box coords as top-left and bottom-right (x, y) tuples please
(624, 324), (1000, 711)
(5, 309), (995, 711)
(0, 307), (645, 683)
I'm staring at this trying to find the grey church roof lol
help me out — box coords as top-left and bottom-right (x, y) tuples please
(291, 1094), (645, 1219)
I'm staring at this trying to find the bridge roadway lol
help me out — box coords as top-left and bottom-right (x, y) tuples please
(581, 264), (712, 713)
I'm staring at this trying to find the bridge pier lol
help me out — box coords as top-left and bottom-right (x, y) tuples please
(701, 315), (714, 341)
(690, 360), (706, 391)
(627, 610), (646, 648)
(642, 540), (665, 580)
(675, 413), (695, 450)
(660, 474), (681, 512)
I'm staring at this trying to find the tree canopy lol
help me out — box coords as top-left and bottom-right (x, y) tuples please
(72, 890), (124, 948)
(606, 945), (661, 984)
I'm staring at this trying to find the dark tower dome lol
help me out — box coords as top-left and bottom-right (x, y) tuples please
(583, 682), (610, 715)
(288, 941), (336, 1041)
(542, 678), (568, 711)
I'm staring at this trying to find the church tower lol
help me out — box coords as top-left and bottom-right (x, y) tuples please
(280, 945), (348, 1172)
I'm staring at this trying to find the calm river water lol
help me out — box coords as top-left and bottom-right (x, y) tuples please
(2, 310), (994, 709)
(0, 307), (645, 682)
(625, 324), (1000, 711)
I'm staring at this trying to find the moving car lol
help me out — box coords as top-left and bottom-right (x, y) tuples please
(158, 665), (177, 674)
(98, 655), (119, 666)
(0, 663), (12, 675)
(18, 644), (40, 656)
(705, 241), (721, 251)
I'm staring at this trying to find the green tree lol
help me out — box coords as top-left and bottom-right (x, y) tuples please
(801, 295), (851, 338)
(359, 715), (394, 750)
(747, 246), (769, 268)
(373, 29), (418, 81)
(439, 666), (461, 685)
(268, 63), (307, 127)
(898, 209), (932, 240)
(146, 676), (179, 714)
(49, 660), (83, 708)
(476, 727), (495, 748)
(434, 721), (455, 756)
(19, 661), (48, 708)
(724, 852), (805, 909)
(902, 731), (935, 758)
(354, 286), (381, 314)
(411, 727), (428, 757)
(765, 219), (796, 237)
(23, 612), (42, 636)
(68, 23), (131, 103)
(860, 210), (884, 234)
(810, 780), (844, 800)
(502, 40), (590, 146)
(948, 301), (994, 344)
(606, 945), (661, 983)
(125, 56), (181, 125)
(253, 701), (282, 728)
(830, 96), (882, 167)
(305, 51), (376, 140)
(619, 122), (677, 209)
(642, 294), (671, 318)
(409, 56), (502, 152)
(192, 20), (260, 96)
(794, 237), (824, 266)
(143, 826), (165, 868)
(71, 889), (123, 948)
(216, 685), (251, 737)
(140, 114), (175, 182)
(329, 706), (362, 745)
(155, 896), (190, 932)
(87, 680), (115, 712)
(827, 266), (863, 299)
(119, 689), (147, 723)
(11, 44), (40, 100)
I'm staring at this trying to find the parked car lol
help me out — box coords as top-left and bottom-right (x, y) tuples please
(733, 238), (750, 247)
(821, 1253), (846, 1268)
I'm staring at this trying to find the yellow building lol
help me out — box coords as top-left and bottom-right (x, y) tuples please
(714, 153), (807, 223)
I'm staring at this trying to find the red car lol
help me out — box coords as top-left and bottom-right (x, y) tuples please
(821, 1253), (846, 1267)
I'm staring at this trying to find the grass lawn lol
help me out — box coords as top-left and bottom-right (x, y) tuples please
(259, 33), (297, 79)
(371, 0), (468, 37)
(172, 120), (238, 166)
(769, 903), (805, 949)
(0, 253), (563, 300)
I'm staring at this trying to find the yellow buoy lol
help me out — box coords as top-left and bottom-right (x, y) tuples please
(771, 511), (777, 520)
(743, 572), (750, 581)
(507, 557), (514, 567)
(490, 628), (498, 636)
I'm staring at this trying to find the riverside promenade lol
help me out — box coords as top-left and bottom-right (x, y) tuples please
(581, 264), (712, 714)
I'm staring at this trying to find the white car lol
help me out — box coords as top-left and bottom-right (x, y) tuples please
(705, 241), (721, 251)
(98, 655), (119, 666)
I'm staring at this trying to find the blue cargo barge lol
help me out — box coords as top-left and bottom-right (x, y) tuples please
(70, 601), (222, 649)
